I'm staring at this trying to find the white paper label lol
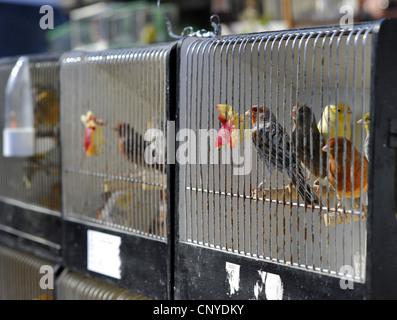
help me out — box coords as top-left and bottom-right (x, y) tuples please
(87, 230), (121, 279)
(226, 262), (240, 296)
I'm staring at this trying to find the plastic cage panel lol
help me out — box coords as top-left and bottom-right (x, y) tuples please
(175, 20), (397, 299)
(56, 269), (151, 300)
(60, 43), (175, 299)
(0, 55), (61, 259)
(0, 244), (57, 300)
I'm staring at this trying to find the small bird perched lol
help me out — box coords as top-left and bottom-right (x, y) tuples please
(291, 105), (327, 181)
(23, 82), (60, 188)
(357, 112), (370, 161)
(115, 122), (165, 173)
(33, 82), (59, 132)
(317, 103), (353, 142)
(322, 138), (368, 208)
(245, 106), (320, 206)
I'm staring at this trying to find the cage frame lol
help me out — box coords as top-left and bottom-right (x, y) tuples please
(173, 18), (397, 300)
(60, 42), (177, 300)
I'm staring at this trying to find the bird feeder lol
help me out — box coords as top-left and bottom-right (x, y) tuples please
(2, 56), (35, 157)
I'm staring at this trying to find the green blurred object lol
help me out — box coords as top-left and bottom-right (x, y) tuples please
(69, 1), (179, 51)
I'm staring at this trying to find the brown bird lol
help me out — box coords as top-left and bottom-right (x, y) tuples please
(322, 138), (368, 209)
(291, 105), (327, 182)
(114, 122), (165, 172)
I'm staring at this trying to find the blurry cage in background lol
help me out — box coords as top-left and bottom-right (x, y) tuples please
(263, 0), (359, 28)
(70, 2), (179, 51)
(175, 19), (397, 299)
(0, 243), (57, 300)
(56, 269), (151, 300)
(0, 55), (61, 260)
(60, 43), (176, 299)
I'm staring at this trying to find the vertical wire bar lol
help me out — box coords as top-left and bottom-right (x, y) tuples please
(282, 32), (294, 264)
(204, 40), (212, 246)
(224, 38), (232, 250)
(126, 51), (133, 231)
(196, 41), (205, 245)
(135, 50), (142, 233)
(360, 26), (372, 280)
(269, 35), (276, 261)
(157, 48), (163, 238)
(162, 48), (168, 239)
(335, 29), (345, 271)
(302, 32), (317, 268)
(123, 51), (130, 230)
(328, 30), (339, 276)
(240, 36), (250, 255)
(149, 49), (155, 236)
(130, 51), (137, 232)
(296, 32), (311, 267)
(344, 29), (353, 233)
(249, 35), (259, 258)
(289, 32), (299, 265)
(254, 35), (263, 258)
(185, 40), (196, 243)
(209, 40), (219, 248)
(262, 35), (271, 259)
(310, 31), (326, 270)
(272, 33), (281, 262)
(351, 27), (367, 276)
(319, 31), (330, 273)
(193, 40), (202, 244)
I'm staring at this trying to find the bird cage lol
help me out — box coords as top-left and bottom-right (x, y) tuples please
(0, 243), (58, 300)
(0, 55), (61, 260)
(60, 43), (176, 300)
(174, 19), (397, 299)
(55, 269), (151, 300)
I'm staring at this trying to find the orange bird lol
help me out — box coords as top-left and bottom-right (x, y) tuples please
(322, 138), (368, 208)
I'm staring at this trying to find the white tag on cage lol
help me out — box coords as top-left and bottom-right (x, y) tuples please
(226, 262), (240, 296)
(87, 230), (121, 279)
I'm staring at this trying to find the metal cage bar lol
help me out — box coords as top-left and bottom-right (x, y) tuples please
(0, 243), (57, 300)
(55, 269), (151, 300)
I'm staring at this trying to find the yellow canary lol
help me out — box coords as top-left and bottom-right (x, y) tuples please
(317, 103), (353, 142)
(22, 83), (60, 188)
(33, 83), (59, 129)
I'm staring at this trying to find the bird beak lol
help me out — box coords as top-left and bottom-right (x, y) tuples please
(347, 109), (353, 115)
(357, 119), (363, 124)
(245, 110), (251, 118)
(322, 145), (329, 152)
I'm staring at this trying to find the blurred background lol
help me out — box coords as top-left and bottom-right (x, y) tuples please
(1, 0), (397, 57)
